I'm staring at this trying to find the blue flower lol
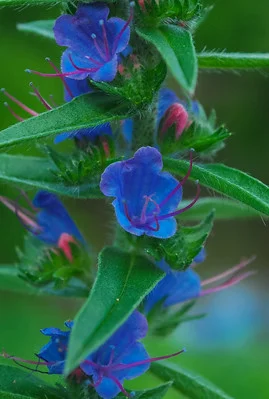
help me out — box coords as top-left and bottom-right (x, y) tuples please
(37, 320), (73, 374)
(54, 3), (132, 82)
(0, 190), (84, 247)
(144, 260), (201, 313)
(144, 256), (255, 314)
(6, 312), (184, 398)
(32, 191), (84, 245)
(80, 311), (149, 399)
(100, 147), (200, 238)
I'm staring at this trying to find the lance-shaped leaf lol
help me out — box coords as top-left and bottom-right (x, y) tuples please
(179, 197), (265, 221)
(120, 382), (172, 399)
(198, 51), (269, 69)
(17, 20), (55, 40)
(65, 246), (164, 375)
(0, 92), (135, 149)
(0, 0), (62, 4)
(0, 154), (102, 198)
(0, 365), (64, 399)
(151, 362), (234, 399)
(137, 25), (197, 93)
(163, 158), (269, 216)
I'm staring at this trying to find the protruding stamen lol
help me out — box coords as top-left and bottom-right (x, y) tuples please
(1, 88), (38, 116)
(99, 19), (110, 60)
(158, 180), (200, 220)
(45, 57), (74, 100)
(147, 215), (160, 232)
(0, 195), (40, 231)
(201, 256), (256, 287)
(91, 33), (107, 61)
(29, 82), (52, 110)
(4, 102), (24, 121)
(158, 149), (194, 209)
(68, 54), (99, 74)
(26, 68), (85, 78)
(201, 271), (257, 296)
(112, 3), (134, 54)
(109, 375), (130, 397)
(111, 348), (185, 372)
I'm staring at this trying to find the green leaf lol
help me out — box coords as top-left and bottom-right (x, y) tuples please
(137, 25), (197, 93)
(0, 154), (102, 198)
(0, 365), (64, 399)
(0, 92), (135, 149)
(0, 0), (62, 4)
(198, 51), (269, 69)
(179, 197), (265, 221)
(163, 158), (269, 216)
(65, 246), (164, 374)
(151, 362), (234, 399)
(120, 382), (173, 399)
(142, 211), (214, 270)
(17, 20), (55, 40)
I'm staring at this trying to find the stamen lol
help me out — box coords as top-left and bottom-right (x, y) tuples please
(111, 348), (185, 372)
(157, 181), (200, 220)
(113, 3), (134, 54)
(1, 351), (54, 367)
(49, 95), (58, 108)
(0, 195), (39, 230)
(123, 201), (133, 224)
(1, 88), (38, 116)
(68, 54), (99, 74)
(140, 195), (152, 224)
(201, 271), (257, 296)
(26, 68), (87, 78)
(146, 216), (160, 232)
(108, 374), (130, 397)
(201, 256), (256, 287)
(99, 19), (110, 60)
(45, 57), (74, 100)
(158, 149), (194, 209)
(91, 33), (107, 61)
(29, 82), (52, 110)
(4, 102), (24, 121)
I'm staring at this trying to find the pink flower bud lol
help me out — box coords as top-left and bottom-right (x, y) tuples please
(161, 103), (189, 139)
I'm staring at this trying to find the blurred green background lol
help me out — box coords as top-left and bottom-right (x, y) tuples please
(0, 1), (269, 398)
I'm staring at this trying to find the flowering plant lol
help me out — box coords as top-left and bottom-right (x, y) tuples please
(0, 1), (268, 398)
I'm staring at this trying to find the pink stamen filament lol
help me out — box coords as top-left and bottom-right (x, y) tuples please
(0, 196), (39, 230)
(100, 20), (110, 60)
(1, 89), (38, 116)
(68, 54), (99, 74)
(110, 349), (185, 372)
(57, 233), (76, 262)
(30, 83), (52, 110)
(108, 374), (130, 397)
(201, 271), (257, 296)
(4, 102), (24, 121)
(92, 34), (107, 61)
(201, 256), (256, 287)
(85, 55), (103, 66)
(1, 352), (55, 367)
(45, 57), (74, 100)
(157, 182), (200, 220)
(159, 150), (194, 209)
(27, 69), (90, 78)
(112, 8), (134, 54)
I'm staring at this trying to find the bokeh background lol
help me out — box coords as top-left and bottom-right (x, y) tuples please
(0, 1), (269, 398)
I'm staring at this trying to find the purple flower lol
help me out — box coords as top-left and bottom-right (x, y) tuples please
(144, 257), (255, 313)
(144, 260), (201, 313)
(0, 190), (84, 247)
(37, 320), (73, 374)
(4, 312), (184, 398)
(53, 3), (132, 82)
(100, 147), (200, 238)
